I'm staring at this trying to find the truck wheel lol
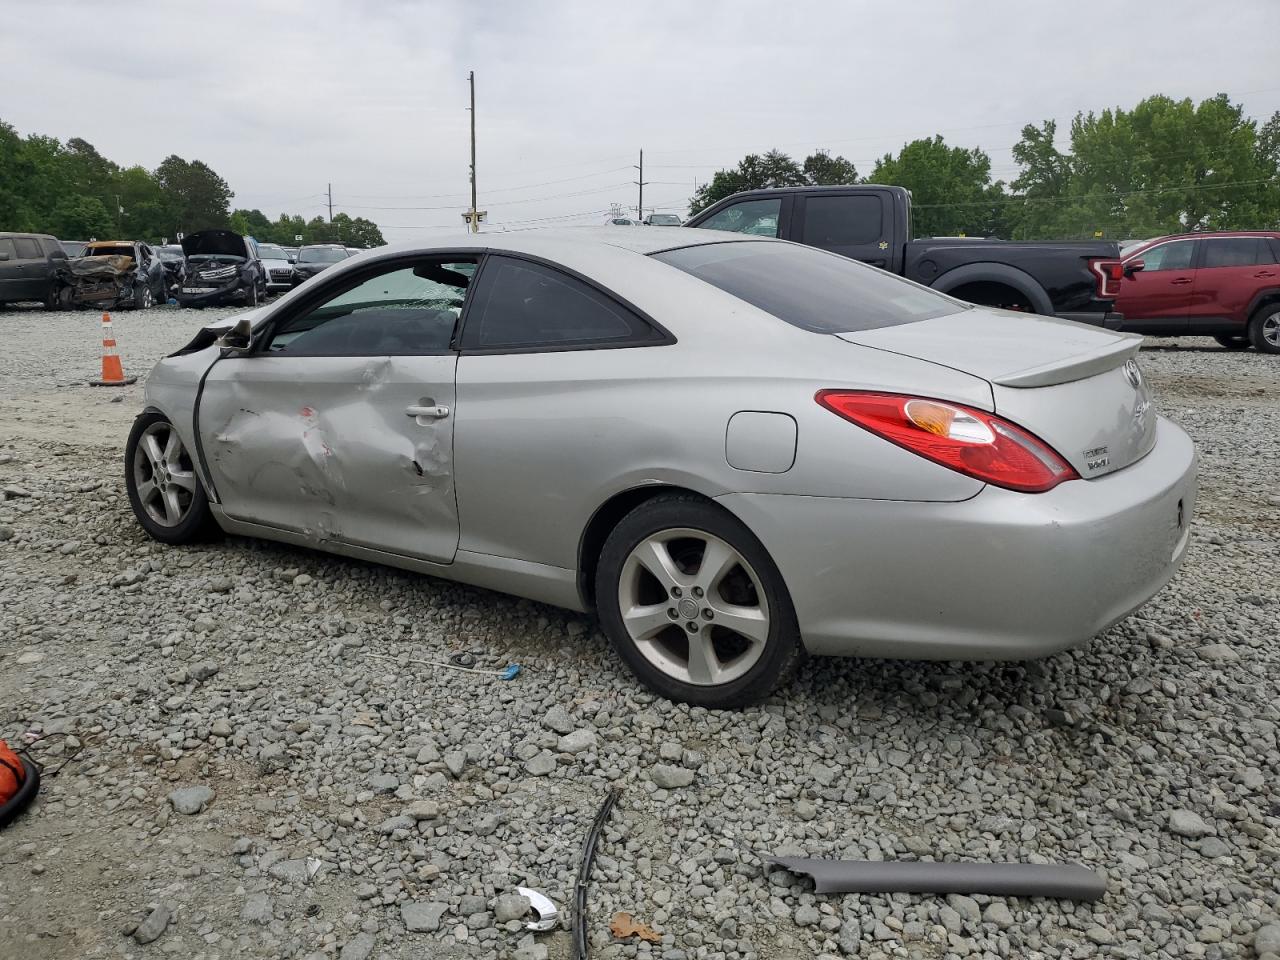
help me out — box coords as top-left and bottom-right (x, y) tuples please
(594, 494), (803, 708)
(1248, 306), (1280, 354)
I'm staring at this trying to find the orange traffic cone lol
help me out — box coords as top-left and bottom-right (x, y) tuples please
(90, 312), (137, 387)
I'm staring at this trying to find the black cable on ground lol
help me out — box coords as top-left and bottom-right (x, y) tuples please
(572, 787), (621, 960)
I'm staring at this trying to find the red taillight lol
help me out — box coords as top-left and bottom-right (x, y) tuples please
(816, 391), (1079, 493)
(1089, 258), (1124, 299)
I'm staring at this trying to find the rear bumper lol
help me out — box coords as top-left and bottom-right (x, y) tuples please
(1060, 310), (1124, 330)
(717, 416), (1197, 660)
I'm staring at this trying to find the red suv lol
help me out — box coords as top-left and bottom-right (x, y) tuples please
(1114, 231), (1280, 353)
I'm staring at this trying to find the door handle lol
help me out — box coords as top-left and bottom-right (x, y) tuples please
(1170, 277), (1192, 285)
(405, 404), (450, 420)
(1254, 271), (1276, 278)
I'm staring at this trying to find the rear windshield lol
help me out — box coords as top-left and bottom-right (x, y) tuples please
(299, 247), (347, 263)
(651, 241), (964, 333)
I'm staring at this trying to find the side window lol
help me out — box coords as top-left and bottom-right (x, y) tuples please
(1201, 237), (1275, 268)
(697, 198), (782, 237)
(13, 238), (42, 259)
(465, 256), (663, 351)
(266, 260), (475, 356)
(40, 238), (65, 258)
(0, 239), (16, 260)
(1141, 242), (1194, 272)
(801, 194), (883, 248)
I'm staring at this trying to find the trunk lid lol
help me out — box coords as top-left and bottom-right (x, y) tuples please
(837, 308), (1157, 478)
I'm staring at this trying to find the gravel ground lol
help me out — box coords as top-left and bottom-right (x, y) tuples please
(1, 303), (1278, 960)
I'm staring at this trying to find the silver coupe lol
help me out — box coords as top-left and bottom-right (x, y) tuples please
(127, 228), (1198, 707)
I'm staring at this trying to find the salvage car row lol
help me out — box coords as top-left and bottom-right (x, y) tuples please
(0, 229), (365, 311)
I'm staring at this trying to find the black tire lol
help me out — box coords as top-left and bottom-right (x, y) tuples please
(1213, 334), (1251, 351)
(132, 283), (154, 310)
(594, 494), (803, 708)
(124, 411), (216, 545)
(1247, 305), (1280, 354)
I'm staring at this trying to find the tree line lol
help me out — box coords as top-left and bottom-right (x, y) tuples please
(690, 93), (1280, 241)
(0, 118), (385, 247)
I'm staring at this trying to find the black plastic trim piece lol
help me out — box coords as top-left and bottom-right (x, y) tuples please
(573, 788), (621, 960)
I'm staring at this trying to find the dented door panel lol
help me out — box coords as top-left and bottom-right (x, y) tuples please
(197, 353), (459, 563)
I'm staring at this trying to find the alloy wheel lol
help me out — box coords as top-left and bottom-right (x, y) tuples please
(1264, 312), (1280, 348)
(132, 422), (198, 527)
(617, 528), (770, 686)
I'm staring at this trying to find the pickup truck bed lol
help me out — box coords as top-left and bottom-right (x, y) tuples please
(685, 185), (1124, 327)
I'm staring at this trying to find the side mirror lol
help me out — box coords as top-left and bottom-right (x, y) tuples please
(1123, 259), (1145, 278)
(216, 316), (254, 352)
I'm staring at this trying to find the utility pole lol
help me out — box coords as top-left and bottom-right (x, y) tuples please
(327, 183), (333, 222)
(468, 70), (479, 234)
(633, 149), (648, 220)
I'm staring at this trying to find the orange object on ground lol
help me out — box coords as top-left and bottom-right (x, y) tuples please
(609, 912), (662, 944)
(0, 741), (25, 805)
(90, 312), (137, 387)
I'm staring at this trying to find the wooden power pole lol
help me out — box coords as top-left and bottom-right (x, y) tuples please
(468, 71), (478, 234)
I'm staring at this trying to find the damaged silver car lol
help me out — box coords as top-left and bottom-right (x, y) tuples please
(57, 239), (168, 309)
(126, 228), (1197, 708)
(176, 229), (267, 308)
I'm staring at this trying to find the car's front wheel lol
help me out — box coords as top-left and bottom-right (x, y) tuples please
(125, 412), (215, 544)
(595, 495), (803, 708)
(1248, 305), (1280, 354)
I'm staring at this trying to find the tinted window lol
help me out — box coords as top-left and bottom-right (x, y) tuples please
(1201, 237), (1276, 268)
(13, 238), (41, 259)
(801, 195), (883, 247)
(257, 244), (287, 260)
(467, 256), (661, 351)
(697, 198), (781, 237)
(267, 260), (474, 356)
(1140, 241), (1194, 272)
(653, 241), (963, 333)
(0, 239), (16, 259)
(40, 238), (65, 258)
(299, 247), (348, 264)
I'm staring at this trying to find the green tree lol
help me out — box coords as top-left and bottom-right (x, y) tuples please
(116, 166), (169, 241)
(155, 155), (233, 234)
(870, 136), (1008, 237)
(802, 150), (858, 185)
(689, 148), (858, 214)
(48, 194), (113, 239)
(1009, 94), (1280, 238)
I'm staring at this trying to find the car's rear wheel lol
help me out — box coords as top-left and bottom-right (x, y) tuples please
(595, 495), (802, 708)
(125, 412), (215, 544)
(1248, 306), (1280, 354)
(134, 284), (154, 310)
(1213, 334), (1251, 351)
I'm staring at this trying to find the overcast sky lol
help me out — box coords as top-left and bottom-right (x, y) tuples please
(4, 0), (1279, 242)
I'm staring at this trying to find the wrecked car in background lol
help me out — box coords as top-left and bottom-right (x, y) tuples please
(290, 243), (349, 286)
(57, 240), (168, 309)
(256, 242), (294, 295)
(177, 229), (266, 308)
(156, 244), (186, 298)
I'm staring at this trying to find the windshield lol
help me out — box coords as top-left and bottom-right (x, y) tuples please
(648, 214), (682, 225)
(299, 246), (348, 264)
(257, 244), (287, 260)
(652, 241), (965, 334)
(157, 245), (184, 261)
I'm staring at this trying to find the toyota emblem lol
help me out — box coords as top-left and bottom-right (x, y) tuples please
(1124, 359), (1142, 388)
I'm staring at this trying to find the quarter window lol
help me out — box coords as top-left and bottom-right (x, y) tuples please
(266, 260), (474, 356)
(1139, 241), (1194, 272)
(1200, 237), (1276, 268)
(697, 198), (782, 237)
(801, 194), (883, 248)
(465, 256), (662, 351)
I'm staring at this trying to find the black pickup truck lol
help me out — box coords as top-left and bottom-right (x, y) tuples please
(685, 185), (1125, 327)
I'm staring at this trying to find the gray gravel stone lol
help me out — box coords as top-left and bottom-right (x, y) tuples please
(524, 751), (556, 776)
(494, 893), (532, 923)
(557, 728), (597, 754)
(339, 932), (375, 960)
(240, 892), (273, 924)
(1256, 924), (1280, 955)
(167, 785), (214, 815)
(542, 704), (575, 735)
(650, 763), (695, 788)
(401, 900), (449, 932)
(132, 905), (170, 944)
(1168, 809), (1212, 837)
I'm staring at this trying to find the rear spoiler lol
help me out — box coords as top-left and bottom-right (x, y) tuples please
(993, 333), (1141, 388)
